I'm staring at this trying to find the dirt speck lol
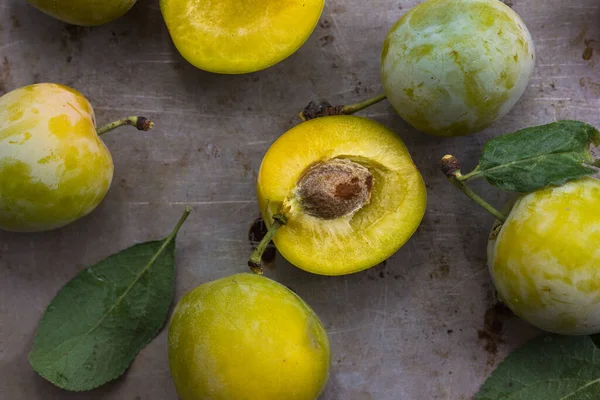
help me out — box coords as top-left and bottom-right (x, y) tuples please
(583, 39), (595, 60)
(0, 56), (12, 94)
(319, 19), (331, 29)
(198, 143), (221, 159)
(477, 302), (513, 365)
(580, 77), (600, 96)
(11, 15), (21, 29)
(573, 26), (588, 45)
(235, 151), (254, 178)
(319, 35), (335, 47)
(60, 25), (89, 52)
(365, 261), (388, 280)
(248, 217), (276, 268)
(430, 256), (450, 279)
(429, 264), (450, 279)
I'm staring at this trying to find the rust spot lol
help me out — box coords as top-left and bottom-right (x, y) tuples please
(248, 217), (276, 268)
(478, 302), (513, 365)
(583, 40), (594, 60)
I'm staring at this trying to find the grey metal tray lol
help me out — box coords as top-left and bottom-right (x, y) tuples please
(1, 0), (599, 398)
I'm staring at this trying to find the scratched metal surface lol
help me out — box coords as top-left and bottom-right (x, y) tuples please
(0, 0), (599, 399)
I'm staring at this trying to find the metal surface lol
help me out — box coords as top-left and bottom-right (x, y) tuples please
(0, 0), (598, 398)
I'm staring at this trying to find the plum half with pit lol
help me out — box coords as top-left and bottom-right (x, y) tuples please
(254, 116), (426, 275)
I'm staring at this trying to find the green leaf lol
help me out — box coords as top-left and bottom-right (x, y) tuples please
(28, 208), (191, 391)
(478, 120), (600, 192)
(476, 334), (600, 400)
(590, 334), (600, 349)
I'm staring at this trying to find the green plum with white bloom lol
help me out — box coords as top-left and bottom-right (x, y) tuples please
(381, 0), (535, 136)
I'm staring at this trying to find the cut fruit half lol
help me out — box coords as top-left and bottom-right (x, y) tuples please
(257, 116), (427, 275)
(160, 0), (325, 74)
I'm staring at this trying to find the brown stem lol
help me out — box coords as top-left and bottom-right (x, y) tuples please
(96, 116), (154, 136)
(299, 93), (387, 121)
(248, 214), (287, 275)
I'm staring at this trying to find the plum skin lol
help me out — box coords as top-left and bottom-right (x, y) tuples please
(488, 178), (600, 335)
(168, 273), (331, 400)
(27, 0), (137, 26)
(381, 0), (535, 136)
(0, 83), (113, 232)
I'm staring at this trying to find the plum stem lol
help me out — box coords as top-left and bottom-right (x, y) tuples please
(341, 93), (388, 115)
(96, 117), (154, 136)
(441, 155), (507, 223)
(248, 214), (287, 275)
(299, 93), (387, 121)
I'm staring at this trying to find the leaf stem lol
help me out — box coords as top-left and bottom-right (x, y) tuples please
(168, 207), (193, 241)
(299, 93), (387, 121)
(248, 214), (287, 275)
(457, 165), (482, 182)
(29, 207), (192, 368)
(441, 155), (507, 223)
(96, 116), (154, 136)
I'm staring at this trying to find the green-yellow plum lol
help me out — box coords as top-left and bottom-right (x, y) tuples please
(0, 83), (151, 232)
(381, 0), (535, 136)
(27, 0), (136, 26)
(488, 178), (600, 335)
(168, 273), (331, 400)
